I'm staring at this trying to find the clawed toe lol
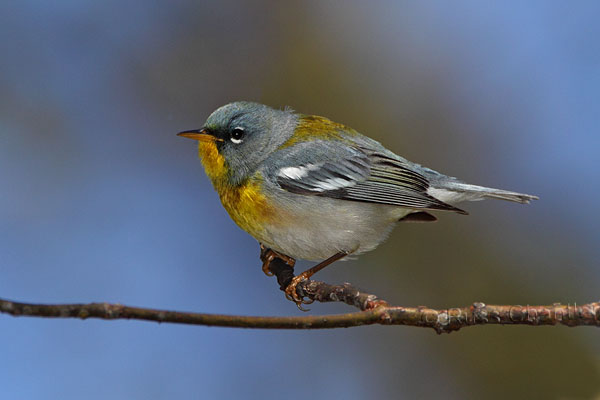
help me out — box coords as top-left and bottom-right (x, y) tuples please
(284, 274), (314, 311)
(261, 256), (275, 277)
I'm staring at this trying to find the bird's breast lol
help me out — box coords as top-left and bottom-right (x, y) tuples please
(197, 142), (279, 237)
(217, 178), (281, 239)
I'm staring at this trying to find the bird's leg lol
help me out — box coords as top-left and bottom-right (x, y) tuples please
(285, 250), (350, 310)
(260, 243), (295, 276)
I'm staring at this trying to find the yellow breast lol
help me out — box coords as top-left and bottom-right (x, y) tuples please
(198, 141), (278, 237)
(218, 179), (277, 238)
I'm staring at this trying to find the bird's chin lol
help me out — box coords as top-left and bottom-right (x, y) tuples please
(197, 141), (228, 182)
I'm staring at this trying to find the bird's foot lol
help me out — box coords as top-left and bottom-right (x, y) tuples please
(284, 272), (314, 311)
(283, 250), (351, 311)
(259, 244), (295, 276)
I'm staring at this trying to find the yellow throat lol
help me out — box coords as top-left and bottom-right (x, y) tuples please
(197, 141), (276, 236)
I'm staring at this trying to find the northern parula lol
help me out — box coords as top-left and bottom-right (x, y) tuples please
(178, 101), (537, 306)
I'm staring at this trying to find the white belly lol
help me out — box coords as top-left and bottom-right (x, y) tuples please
(256, 195), (410, 261)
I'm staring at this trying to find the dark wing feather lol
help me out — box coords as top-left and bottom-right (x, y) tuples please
(398, 211), (438, 222)
(276, 151), (371, 195)
(273, 142), (466, 214)
(343, 150), (467, 214)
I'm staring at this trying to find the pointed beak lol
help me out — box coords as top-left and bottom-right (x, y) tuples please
(177, 128), (222, 142)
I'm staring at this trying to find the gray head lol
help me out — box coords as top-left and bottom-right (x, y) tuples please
(178, 101), (297, 185)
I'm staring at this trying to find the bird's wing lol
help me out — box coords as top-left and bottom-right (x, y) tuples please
(265, 140), (466, 214)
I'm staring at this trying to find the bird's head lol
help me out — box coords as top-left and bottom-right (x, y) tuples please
(178, 101), (296, 187)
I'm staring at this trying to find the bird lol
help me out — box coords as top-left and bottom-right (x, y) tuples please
(178, 101), (538, 308)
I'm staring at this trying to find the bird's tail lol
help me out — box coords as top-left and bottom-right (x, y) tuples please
(429, 181), (539, 205)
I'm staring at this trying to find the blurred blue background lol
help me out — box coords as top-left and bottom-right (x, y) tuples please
(1, 1), (599, 399)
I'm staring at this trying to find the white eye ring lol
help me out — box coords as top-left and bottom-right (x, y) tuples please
(231, 126), (245, 144)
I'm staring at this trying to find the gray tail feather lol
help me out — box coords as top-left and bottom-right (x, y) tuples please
(441, 182), (539, 204)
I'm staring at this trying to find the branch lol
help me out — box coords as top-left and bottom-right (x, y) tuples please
(2, 255), (600, 335)
(1, 296), (598, 334)
(2, 251), (598, 333)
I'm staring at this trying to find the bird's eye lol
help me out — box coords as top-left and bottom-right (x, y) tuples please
(230, 127), (245, 144)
